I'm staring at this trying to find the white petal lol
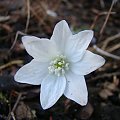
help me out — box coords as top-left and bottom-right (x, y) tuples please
(65, 30), (93, 62)
(50, 20), (72, 53)
(22, 36), (59, 62)
(14, 59), (48, 85)
(22, 35), (41, 43)
(71, 50), (105, 75)
(64, 71), (88, 105)
(40, 75), (66, 109)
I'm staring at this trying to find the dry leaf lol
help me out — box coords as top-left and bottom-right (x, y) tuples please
(15, 101), (33, 120)
(99, 89), (113, 99)
(99, 76), (119, 99)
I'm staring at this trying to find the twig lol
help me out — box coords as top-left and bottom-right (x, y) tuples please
(25, 0), (30, 33)
(102, 32), (120, 50)
(0, 16), (10, 22)
(107, 43), (120, 52)
(87, 72), (120, 83)
(11, 112), (16, 120)
(93, 45), (120, 60)
(0, 60), (23, 70)
(90, 11), (115, 30)
(7, 93), (22, 120)
(8, 0), (30, 53)
(8, 31), (26, 53)
(100, 0), (115, 35)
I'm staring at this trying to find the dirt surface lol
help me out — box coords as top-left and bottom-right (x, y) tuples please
(0, 0), (120, 120)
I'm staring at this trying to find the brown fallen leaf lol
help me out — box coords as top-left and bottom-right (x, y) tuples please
(99, 89), (113, 99)
(99, 76), (119, 99)
(15, 101), (33, 120)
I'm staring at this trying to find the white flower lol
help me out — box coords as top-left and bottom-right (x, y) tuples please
(14, 20), (105, 109)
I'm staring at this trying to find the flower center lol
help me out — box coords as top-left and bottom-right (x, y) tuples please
(48, 55), (69, 76)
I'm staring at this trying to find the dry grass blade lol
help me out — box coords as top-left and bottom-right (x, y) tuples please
(102, 33), (120, 50)
(7, 93), (22, 120)
(25, 0), (30, 33)
(107, 44), (120, 52)
(0, 60), (23, 70)
(88, 72), (120, 82)
(0, 16), (10, 22)
(100, 0), (115, 35)
(93, 45), (120, 60)
(90, 11), (116, 30)
(8, 31), (26, 53)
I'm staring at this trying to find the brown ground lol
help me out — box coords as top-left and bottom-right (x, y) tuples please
(0, 0), (120, 120)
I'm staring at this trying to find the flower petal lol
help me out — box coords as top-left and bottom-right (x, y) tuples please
(71, 50), (105, 75)
(14, 59), (48, 85)
(50, 20), (72, 53)
(22, 36), (59, 62)
(65, 30), (93, 62)
(40, 75), (66, 109)
(64, 71), (88, 105)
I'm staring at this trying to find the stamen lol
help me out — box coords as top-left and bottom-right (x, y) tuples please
(48, 55), (69, 76)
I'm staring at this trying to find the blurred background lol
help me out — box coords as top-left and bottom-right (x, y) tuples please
(0, 0), (120, 120)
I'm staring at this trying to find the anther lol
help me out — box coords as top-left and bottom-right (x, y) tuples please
(48, 55), (69, 76)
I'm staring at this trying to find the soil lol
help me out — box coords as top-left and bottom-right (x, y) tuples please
(0, 0), (120, 120)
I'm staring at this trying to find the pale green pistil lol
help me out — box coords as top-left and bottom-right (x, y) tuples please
(48, 55), (69, 76)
